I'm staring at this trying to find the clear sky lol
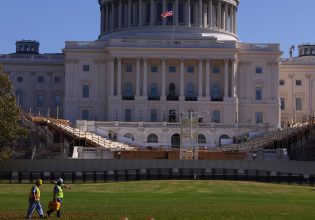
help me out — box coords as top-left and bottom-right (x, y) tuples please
(0, 0), (314, 58)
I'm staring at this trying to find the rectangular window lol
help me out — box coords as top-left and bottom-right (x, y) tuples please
(82, 85), (89, 98)
(280, 98), (285, 110)
(54, 76), (61, 83)
(256, 67), (263, 74)
(255, 112), (263, 123)
(150, 65), (158, 73)
(36, 95), (44, 107)
(255, 87), (262, 100)
(279, 80), (285, 86)
(213, 111), (220, 123)
(82, 110), (90, 120)
(169, 66), (176, 73)
(54, 95), (61, 107)
(187, 66), (194, 73)
(126, 64), (133, 73)
(212, 66), (220, 74)
(150, 109), (158, 122)
(296, 80), (302, 86)
(37, 76), (44, 83)
(125, 109), (132, 122)
(83, 65), (90, 72)
(296, 98), (302, 111)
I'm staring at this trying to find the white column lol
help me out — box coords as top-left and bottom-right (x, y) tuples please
(233, 6), (237, 34)
(224, 3), (228, 31)
(117, 58), (122, 96)
(187, 0), (191, 27)
(203, 4), (207, 28)
(105, 4), (109, 31)
(143, 58), (148, 97)
(230, 5), (234, 33)
(175, 0), (179, 26)
(162, 0), (166, 26)
(199, 0), (203, 28)
(118, 1), (122, 29)
(111, 2), (114, 31)
(246, 63), (251, 100)
(306, 74), (312, 113)
(269, 63), (273, 100)
(198, 59), (203, 97)
(180, 59), (185, 98)
(136, 58), (140, 96)
(274, 62), (280, 101)
(109, 58), (115, 96)
(217, 0), (221, 29)
(231, 59), (237, 98)
(161, 58), (166, 97)
(224, 59), (229, 98)
(208, 0), (212, 28)
(150, 0), (155, 26)
(128, 0), (132, 27)
(138, 0), (142, 27)
(206, 59), (210, 98)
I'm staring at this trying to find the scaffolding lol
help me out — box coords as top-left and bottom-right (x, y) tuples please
(180, 112), (199, 160)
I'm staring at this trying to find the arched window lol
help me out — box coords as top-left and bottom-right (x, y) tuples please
(150, 83), (158, 97)
(147, 133), (158, 143)
(124, 133), (134, 141)
(15, 89), (24, 107)
(198, 134), (206, 144)
(169, 83), (176, 96)
(186, 83), (194, 97)
(211, 84), (220, 100)
(219, 134), (230, 146)
(171, 134), (180, 148)
(124, 82), (133, 96)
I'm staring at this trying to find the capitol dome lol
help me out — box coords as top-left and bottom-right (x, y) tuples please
(98, 0), (239, 41)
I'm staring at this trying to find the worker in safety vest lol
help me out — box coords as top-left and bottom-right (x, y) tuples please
(26, 179), (46, 219)
(46, 178), (70, 218)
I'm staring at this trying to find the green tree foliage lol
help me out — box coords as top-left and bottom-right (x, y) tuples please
(0, 64), (26, 161)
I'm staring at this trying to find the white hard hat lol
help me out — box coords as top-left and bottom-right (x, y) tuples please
(57, 178), (63, 183)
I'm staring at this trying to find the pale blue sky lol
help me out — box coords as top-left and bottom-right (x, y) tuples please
(0, 0), (313, 57)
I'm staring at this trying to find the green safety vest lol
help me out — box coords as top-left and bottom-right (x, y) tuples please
(29, 185), (40, 200)
(56, 185), (63, 199)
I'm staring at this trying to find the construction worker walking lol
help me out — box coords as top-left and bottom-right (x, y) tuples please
(46, 178), (70, 218)
(26, 179), (46, 219)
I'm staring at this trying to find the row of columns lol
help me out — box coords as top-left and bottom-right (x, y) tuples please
(108, 57), (238, 100)
(100, 0), (237, 34)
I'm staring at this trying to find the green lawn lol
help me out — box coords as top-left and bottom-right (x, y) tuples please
(0, 181), (315, 220)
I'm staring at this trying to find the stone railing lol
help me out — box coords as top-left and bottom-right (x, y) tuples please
(238, 43), (280, 52)
(77, 120), (271, 131)
(0, 54), (64, 61)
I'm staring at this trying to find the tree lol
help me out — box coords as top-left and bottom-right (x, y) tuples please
(0, 64), (26, 161)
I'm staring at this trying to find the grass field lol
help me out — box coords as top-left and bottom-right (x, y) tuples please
(0, 180), (315, 220)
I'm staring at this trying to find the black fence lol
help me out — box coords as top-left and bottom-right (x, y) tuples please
(1, 168), (314, 186)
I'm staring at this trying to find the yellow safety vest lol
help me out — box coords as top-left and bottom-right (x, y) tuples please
(29, 185), (40, 201)
(56, 185), (63, 199)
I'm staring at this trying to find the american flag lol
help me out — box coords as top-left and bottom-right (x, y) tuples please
(161, 10), (173, 18)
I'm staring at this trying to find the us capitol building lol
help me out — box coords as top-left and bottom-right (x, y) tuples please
(1, 0), (314, 148)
